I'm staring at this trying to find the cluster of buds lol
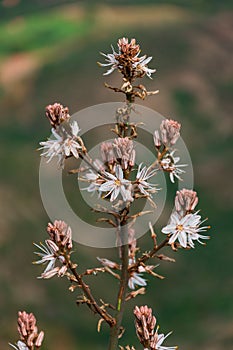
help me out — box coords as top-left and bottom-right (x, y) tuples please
(162, 189), (210, 249)
(10, 311), (44, 350)
(134, 306), (177, 350)
(154, 119), (186, 183)
(100, 137), (136, 172)
(47, 219), (73, 250)
(39, 103), (86, 168)
(45, 102), (70, 128)
(154, 119), (181, 149)
(34, 220), (73, 279)
(175, 188), (198, 216)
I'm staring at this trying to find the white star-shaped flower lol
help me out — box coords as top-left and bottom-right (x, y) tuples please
(99, 165), (133, 202)
(33, 240), (67, 279)
(162, 211), (210, 248)
(39, 121), (82, 167)
(136, 163), (158, 197)
(133, 55), (156, 79)
(154, 331), (178, 350)
(160, 150), (187, 183)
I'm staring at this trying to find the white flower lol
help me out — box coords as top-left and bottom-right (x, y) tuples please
(9, 341), (29, 350)
(133, 55), (156, 79)
(136, 163), (158, 197)
(39, 121), (82, 168)
(128, 272), (147, 290)
(162, 211), (210, 248)
(97, 257), (119, 269)
(128, 258), (147, 290)
(99, 165), (133, 202)
(33, 240), (67, 278)
(99, 46), (119, 75)
(160, 150), (187, 183)
(154, 331), (178, 350)
(81, 170), (102, 195)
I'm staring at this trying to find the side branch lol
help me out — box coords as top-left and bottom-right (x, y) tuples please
(68, 260), (115, 327)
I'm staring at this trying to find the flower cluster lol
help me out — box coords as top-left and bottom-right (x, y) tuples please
(34, 220), (72, 279)
(154, 119), (187, 183)
(82, 162), (158, 204)
(9, 311), (44, 350)
(39, 103), (84, 168)
(99, 37), (156, 80)
(162, 189), (210, 249)
(134, 306), (177, 350)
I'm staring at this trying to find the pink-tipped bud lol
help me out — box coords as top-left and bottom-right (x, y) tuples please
(175, 189), (198, 214)
(100, 142), (116, 165)
(35, 331), (44, 347)
(113, 137), (135, 170)
(134, 305), (157, 349)
(160, 119), (181, 146)
(153, 130), (161, 148)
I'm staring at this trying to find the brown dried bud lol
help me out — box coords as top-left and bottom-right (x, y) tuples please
(45, 103), (70, 128)
(175, 188), (198, 214)
(118, 37), (140, 58)
(47, 220), (73, 250)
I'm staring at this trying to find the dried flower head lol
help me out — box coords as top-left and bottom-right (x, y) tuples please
(45, 103), (70, 128)
(99, 37), (156, 80)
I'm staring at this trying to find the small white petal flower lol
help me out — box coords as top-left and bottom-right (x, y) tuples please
(33, 240), (67, 279)
(136, 163), (158, 197)
(162, 211), (210, 248)
(99, 165), (133, 202)
(97, 257), (119, 269)
(99, 50), (119, 75)
(9, 341), (29, 350)
(81, 170), (102, 195)
(155, 331), (178, 350)
(128, 272), (147, 290)
(39, 121), (82, 168)
(134, 55), (156, 79)
(160, 150), (187, 183)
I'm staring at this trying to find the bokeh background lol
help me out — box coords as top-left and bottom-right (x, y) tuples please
(0, 0), (233, 349)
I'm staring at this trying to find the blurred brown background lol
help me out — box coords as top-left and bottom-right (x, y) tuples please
(0, 0), (233, 349)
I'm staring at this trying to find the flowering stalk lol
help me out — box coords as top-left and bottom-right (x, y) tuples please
(33, 37), (211, 350)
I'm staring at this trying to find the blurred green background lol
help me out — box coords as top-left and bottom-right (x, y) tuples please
(0, 0), (233, 349)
